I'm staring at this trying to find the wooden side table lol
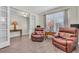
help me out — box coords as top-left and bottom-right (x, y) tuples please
(10, 29), (22, 37)
(45, 32), (56, 40)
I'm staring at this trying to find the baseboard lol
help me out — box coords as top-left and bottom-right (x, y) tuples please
(0, 41), (10, 48)
(10, 33), (29, 38)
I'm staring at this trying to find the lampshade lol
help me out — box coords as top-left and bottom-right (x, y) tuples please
(47, 20), (53, 28)
(11, 20), (18, 25)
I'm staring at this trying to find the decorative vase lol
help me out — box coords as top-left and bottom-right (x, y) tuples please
(14, 24), (16, 30)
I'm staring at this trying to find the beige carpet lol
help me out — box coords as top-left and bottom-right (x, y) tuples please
(0, 35), (79, 53)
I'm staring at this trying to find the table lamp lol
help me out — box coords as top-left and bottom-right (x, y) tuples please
(47, 20), (54, 32)
(12, 20), (18, 30)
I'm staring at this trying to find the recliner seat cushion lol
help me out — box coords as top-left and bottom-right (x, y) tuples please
(53, 38), (66, 46)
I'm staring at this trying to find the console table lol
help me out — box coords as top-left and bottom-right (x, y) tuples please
(10, 29), (22, 37)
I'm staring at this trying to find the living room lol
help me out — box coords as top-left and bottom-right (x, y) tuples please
(0, 6), (79, 53)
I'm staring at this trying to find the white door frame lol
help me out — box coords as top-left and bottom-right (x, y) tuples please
(29, 15), (36, 38)
(0, 6), (10, 48)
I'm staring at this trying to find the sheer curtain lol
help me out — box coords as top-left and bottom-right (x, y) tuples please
(46, 11), (66, 32)
(64, 9), (69, 27)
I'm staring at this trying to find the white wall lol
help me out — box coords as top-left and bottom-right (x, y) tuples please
(77, 7), (79, 23)
(39, 15), (44, 27)
(68, 7), (79, 26)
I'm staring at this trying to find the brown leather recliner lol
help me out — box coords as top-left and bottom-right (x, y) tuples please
(52, 27), (78, 53)
(31, 26), (45, 42)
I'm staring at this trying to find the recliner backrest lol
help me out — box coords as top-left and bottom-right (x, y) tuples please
(59, 27), (77, 34)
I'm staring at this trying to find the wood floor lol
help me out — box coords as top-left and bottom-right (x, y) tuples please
(0, 35), (79, 53)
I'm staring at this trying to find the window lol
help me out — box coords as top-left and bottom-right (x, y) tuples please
(46, 11), (65, 32)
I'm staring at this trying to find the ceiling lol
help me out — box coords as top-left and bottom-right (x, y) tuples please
(12, 6), (59, 14)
